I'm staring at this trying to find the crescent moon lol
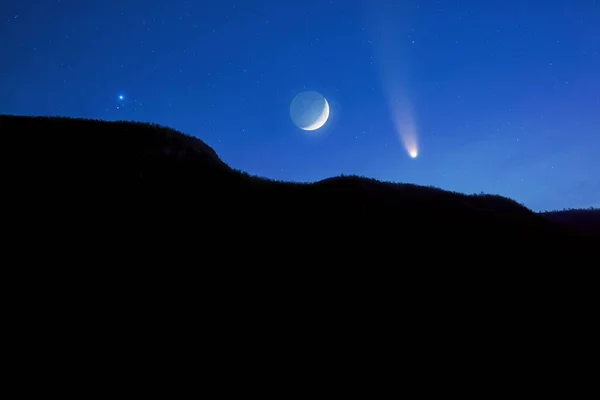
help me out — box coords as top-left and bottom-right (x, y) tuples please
(301, 98), (330, 131)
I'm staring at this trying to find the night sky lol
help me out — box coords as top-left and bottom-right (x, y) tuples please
(2, 0), (599, 211)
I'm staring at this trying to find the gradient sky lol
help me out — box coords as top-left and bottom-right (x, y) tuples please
(1, 0), (599, 211)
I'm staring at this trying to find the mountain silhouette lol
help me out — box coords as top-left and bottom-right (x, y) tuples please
(3, 114), (596, 381)
(1, 114), (596, 265)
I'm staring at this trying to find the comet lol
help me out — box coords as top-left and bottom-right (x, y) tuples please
(389, 96), (419, 159)
(366, 0), (420, 160)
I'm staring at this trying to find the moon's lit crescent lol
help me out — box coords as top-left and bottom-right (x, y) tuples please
(301, 98), (330, 131)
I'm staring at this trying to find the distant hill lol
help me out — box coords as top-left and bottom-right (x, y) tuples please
(542, 208), (600, 238)
(1, 114), (596, 264)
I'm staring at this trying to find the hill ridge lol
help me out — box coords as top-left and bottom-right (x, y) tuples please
(1, 114), (597, 250)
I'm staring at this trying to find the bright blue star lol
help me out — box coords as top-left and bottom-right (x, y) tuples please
(118, 94), (124, 101)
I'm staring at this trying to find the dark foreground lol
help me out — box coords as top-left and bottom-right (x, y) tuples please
(2, 114), (596, 388)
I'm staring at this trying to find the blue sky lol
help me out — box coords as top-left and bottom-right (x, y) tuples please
(1, 0), (599, 210)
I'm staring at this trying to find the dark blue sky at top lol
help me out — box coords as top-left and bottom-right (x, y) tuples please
(1, 0), (599, 211)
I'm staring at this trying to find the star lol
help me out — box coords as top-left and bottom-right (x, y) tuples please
(118, 95), (124, 101)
